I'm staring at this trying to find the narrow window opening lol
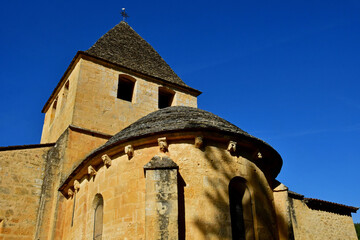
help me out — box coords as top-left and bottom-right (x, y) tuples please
(229, 177), (254, 240)
(62, 80), (70, 110)
(50, 98), (58, 124)
(117, 76), (135, 102)
(158, 87), (174, 109)
(93, 194), (104, 240)
(65, 80), (70, 90)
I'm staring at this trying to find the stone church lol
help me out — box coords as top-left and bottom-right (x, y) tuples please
(0, 21), (358, 239)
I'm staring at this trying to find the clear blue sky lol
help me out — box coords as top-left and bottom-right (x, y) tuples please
(1, 0), (359, 222)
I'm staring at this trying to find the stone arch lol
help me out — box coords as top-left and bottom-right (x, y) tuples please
(229, 177), (255, 240)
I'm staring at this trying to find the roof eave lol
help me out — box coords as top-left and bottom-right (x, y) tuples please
(80, 51), (202, 96)
(41, 51), (82, 113)
(59, 127), (282, 196)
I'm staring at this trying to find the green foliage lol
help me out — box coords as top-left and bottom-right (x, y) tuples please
(355, 223), (360, 239)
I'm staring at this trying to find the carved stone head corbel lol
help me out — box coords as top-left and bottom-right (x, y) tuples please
(102, 154), (112, 167)
(68, 188), (74, 198)
(227, 141), (237, 153)
(125, 145), (134, 159)
(158, 137), (168, 152)
(88, 165), (97, 176)
(194, 136), (204, 148)
(74, 180), (80, 193)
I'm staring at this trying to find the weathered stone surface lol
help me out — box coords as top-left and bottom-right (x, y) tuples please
(143, 156), (178, 170)
(290, 196), (358, 240)
(144, 156), (178, 240)
(0, 146), (52, 240)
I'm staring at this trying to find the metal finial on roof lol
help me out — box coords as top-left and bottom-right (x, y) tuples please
(121, 8), (129, 22)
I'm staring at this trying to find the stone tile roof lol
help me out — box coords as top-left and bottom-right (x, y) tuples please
(85, 21), (187, 87)
(59, 106), (283, 195)
(0, 143), (55, 152)
(288, 190), (304, 200)
(96, 106), (274, 153)
(304, 198), (358, 214)
(288, 190), (358, 214)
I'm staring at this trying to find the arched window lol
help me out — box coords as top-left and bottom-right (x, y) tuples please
(93, 194), (104, 240)
(229, 177), (254, 240)
(117, 75), (135, 102)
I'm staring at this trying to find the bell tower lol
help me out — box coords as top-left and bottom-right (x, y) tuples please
(40, 21), (201, 144)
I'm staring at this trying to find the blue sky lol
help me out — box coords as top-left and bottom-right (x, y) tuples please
(1, 0), (359, 222)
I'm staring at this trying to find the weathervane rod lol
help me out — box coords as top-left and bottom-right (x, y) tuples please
(121, 8), (129, 22)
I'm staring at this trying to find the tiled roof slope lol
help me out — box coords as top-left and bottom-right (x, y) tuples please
(86, 21), (187, 87)
(59, 106), (283, 192)
(95, 106), (277, 154)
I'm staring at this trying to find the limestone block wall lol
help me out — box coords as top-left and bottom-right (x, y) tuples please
(273, 185), (293, 240)
(62, 129), (110, 181)
(290, 198), (358, 240)
(71, 59), (197, 136)
(34, 128), (110, 240)
(144, 156), (179, 240)
(55, 136), (277, 240)
(41, 61), (80, 143)
(0, 146), (52, 239)
(173, 91), (197, 108)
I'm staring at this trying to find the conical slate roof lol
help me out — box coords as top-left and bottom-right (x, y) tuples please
(95, 106), (274, 153)
(86, 21), (187, 87)
(59, 106), (283, 192)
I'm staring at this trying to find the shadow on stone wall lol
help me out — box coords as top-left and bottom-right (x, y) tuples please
(178, 173), (186, 240)
(191, 145), (281, 240)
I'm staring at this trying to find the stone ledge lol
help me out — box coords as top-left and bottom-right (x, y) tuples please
(144, 156), (178, 170)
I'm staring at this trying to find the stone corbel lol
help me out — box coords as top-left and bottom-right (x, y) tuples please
(194, 136), (203, 148)
(252, 150), (263, 160)
(74, 180), (80, 193)
(68, 188), (74, 198)
(227, 141), (237, 153)
(158, 137), (168, 152)
(102, 154), (112, 167)
(125, 145), (134, 159)
(88, 165), (97, 176)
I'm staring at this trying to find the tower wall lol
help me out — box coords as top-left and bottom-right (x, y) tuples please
(41, 60), (81, 143)
(71, 59), (197, 136)
(40, 58), (198, 144)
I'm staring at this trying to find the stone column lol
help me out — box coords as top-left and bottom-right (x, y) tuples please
(144, 156), (178, 240)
